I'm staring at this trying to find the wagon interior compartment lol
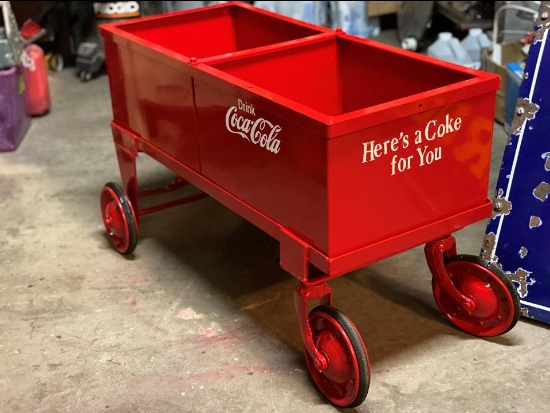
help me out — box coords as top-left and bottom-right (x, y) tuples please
(209, 36), (477, 117)
(113, 3), (327, 59)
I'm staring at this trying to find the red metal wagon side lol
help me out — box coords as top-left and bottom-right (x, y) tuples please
(98, 2), (520, 408)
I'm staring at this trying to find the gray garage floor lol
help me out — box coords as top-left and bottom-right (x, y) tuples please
(1, 28), (550, 413)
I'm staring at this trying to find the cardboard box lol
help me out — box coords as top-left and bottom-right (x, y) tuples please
(367, 1), (402, 17)
(505, 61), (525, 131)
(481, 41), (525, 124)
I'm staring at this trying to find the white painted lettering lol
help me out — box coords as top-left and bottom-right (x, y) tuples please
(417, 145), (442, 166)
(225, 103), (281, 154)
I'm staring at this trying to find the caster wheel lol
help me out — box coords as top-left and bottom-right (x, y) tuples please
(79, 70), (92, 82)
(100, 182), (138, 254)
(433, 254), (520, 337)
(304, 305), (370, 408)
(49, 53), (64, 72)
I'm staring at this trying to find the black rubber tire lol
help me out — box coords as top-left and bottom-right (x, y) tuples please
(102, 182), (137, 255)
(306, 305), (370, 408)
(438, 254), (520, 336)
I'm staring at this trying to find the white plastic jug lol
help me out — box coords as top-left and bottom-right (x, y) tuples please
(329, 1), (380, 38)
(460, 28), (491, 69)
(255, 1), (329, 26)
(427, 32), (476, 68)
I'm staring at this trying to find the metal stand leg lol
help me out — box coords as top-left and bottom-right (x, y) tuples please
(294, 282), (332, 371)
(425, 235), (477, 313)
(112, 124), (139, 219)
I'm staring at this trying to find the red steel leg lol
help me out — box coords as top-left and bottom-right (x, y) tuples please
(294, 282), (332, 372)
(114, 144), (138, 212)
(425, 235), (477, 313)
(112, 125), (139, 218)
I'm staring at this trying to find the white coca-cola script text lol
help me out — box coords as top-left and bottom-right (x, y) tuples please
(225, 100), (281, 154)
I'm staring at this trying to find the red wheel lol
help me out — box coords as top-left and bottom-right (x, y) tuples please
(305, 305), (370, 408)
(433, 254), (520, 337)
(100, 182), (138, 254)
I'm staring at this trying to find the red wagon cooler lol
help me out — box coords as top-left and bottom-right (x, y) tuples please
(98, 2), (520, 408)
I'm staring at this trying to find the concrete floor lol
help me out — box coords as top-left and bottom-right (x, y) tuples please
(2, 31), (550, 413)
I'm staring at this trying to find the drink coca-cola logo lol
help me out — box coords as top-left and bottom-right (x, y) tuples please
(225, 99), (281, 154)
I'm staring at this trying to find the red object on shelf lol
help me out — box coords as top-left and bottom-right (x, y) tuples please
(22, 44), (51, 116)
(20, 18), (46, 43)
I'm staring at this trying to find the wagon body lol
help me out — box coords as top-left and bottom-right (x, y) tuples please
(100, 2), (498, 280)
(99, 2), (520, 408)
